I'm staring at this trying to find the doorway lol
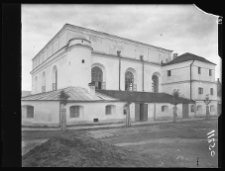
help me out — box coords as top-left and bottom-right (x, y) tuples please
(182, 103), (189, 118)
(135, 103), (148, 121)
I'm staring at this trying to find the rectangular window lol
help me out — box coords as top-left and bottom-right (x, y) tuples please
(210, 88), (213, 95)
(70, 106), (80, 118)
(198, 87), (203, 94)
(27, 106), (34, 118)
(198, 67), (201, 74)
(209, 69), (212, 76)
(106, 106), (111, 115)
(191, 105), (195, 112)
(167, 70), (171, 76)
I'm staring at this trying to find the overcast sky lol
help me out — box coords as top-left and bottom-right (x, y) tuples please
(22, 4), (221, 91)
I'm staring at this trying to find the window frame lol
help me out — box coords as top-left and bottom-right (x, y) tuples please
(191, 105), (195, 112)
(197, 105), (202, 111)
(91, 66), (103, 90)
(26, 106), (34, 118)
(70, 106), (80, 118)
(198, 87), (203, 94)
(105, 105), (112, 115)
(125, 71), (134, 91)
(152, 75), (159, 93)
(167, 70), (171, 77)
(161, 105), (168, 112)
(198, 67), (201, 74)
(209, 69), (212, 76)
(210, 105), (215, 112)
(210, 88), (213, 95)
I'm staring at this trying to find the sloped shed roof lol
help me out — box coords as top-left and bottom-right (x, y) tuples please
(21, 87), (119, 102)
(96, 90), (195, 104)
(162, 52), (216, 66)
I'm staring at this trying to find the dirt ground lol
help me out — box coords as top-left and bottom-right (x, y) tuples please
(22, 118), (219, 167)
(87, 118), (218, 168)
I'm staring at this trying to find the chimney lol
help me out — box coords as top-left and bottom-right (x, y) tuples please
(88, 82), (95, 96)
(173, 53), (178, 59)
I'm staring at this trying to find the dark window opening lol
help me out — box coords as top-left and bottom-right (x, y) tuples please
(82, 59), (85, 63)
(106, 105), (112, 115)
(167, 70), (171, 76)
(70, 106), (80, 118)
(210, 88), (213, 95)
(198, 87), (203, 94)
(209, 69), (212, 76)
(161, 105), (168, 112)
(125, 71), (134, 91)
(92, 66), (103, 90)
(93, 118), (99, 122)
(27, 106), (34, 118)
(191, 105), (195, 112)
(152, 75), (159, 93)
(198, 67), (201, 74)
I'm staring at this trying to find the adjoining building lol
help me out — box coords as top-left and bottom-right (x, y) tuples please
(162, 52), (218, 117)
(22, 24), (218, 127)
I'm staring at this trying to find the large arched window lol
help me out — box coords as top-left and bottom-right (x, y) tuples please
(125, 71), (134, 91)
(152, 75), (159, 93)
(35, 76), (38, 93)
(91, 66), (103, 90)
(52, 66), (58, 90)
(42, 72), (46, 92)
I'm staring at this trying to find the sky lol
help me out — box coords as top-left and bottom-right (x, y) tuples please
(22, 4), (221, 91)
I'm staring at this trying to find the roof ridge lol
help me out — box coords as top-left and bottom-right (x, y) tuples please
(64, 23), (173, 52)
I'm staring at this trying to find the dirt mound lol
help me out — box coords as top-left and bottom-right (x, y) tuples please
(22, 132), (151, 167)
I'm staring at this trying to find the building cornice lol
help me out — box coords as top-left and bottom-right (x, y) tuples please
(194, 100), (218, 102)
(32, 26), (67, 61)
(30, 47), (67, 75)
(162, 80), (191, 85)
(67, 43), (93, 51)
(92, 51), (161, 67)
(192, 80), (218, 84)
(162, 80), (217, 85)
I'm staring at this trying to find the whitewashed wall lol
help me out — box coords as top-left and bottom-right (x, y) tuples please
(22, 101), (60, 127)
(65, 102), (127, 125)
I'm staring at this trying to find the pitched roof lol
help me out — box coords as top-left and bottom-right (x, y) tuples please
(32, 23), (173, 60)
(21, 87), (118, 102)
(162, 52), (216, 66)
(22, 91), (31, 97)
(96, 90), (195, 104)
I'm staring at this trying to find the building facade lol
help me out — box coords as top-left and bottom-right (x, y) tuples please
(162, 53), (218, 117)
(22, 24), (218, 127)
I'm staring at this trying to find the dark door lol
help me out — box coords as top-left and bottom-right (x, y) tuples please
(135, 103), (140, 121)
(182, 104), (189, 118)
(140, 104), (144, 121)
(143, 104), (148, 121)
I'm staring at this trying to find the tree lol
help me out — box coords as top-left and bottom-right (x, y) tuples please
(58, 90), (70, 106)
(172, 89), (180, 122)
(58, 90), (70, 131)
